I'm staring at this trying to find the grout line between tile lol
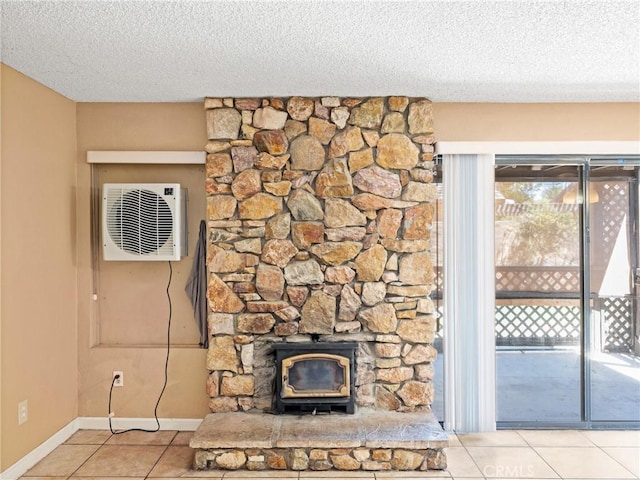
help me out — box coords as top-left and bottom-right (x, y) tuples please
(143, 443), (171, 479)
(457, 436), (486, 479)
(65, 442), (103, 479)
(579, 442), (637, 479)
(528, 443), (563, 480)
(534, 442), (640, 480)
(513, 429), (530, 448)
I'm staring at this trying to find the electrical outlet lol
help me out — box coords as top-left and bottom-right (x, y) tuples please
(113, 371), (124, 387)
(18, 400), (28, 425)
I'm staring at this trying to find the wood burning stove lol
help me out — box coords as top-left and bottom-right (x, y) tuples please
(272, 342), (357, 414)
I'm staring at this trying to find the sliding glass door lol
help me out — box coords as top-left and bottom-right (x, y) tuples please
(588, 163), (640, 423)
(494, 162), (583, 424)
(494, 158), (640, 427)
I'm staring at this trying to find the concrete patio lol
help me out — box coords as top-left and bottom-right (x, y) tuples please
(433, 348), (640, 423)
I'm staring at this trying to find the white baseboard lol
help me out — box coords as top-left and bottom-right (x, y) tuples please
(0, 417), (202, 480)
(78, 416), (202, 431)
(0, 419), (79, 480)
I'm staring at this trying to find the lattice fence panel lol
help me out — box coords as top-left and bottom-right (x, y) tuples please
(495, 202), (579, 218)
(496, 267), (580, 293)
(434, 267), (581, 297)
(434, 304), (582, 346)
(596, 183), (629, 259)
(494, 305), (581, 346)
(602, 296), (634, 352)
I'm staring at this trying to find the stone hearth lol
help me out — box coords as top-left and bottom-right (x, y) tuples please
(191, 411), (447, 472)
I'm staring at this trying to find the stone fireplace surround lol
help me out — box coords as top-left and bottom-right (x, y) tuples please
(192, 96), (447, 472)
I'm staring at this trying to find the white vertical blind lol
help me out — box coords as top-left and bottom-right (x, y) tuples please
(443, 153), (496, 432)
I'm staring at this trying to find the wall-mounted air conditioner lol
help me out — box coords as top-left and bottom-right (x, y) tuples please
(102, 183), (186, 261)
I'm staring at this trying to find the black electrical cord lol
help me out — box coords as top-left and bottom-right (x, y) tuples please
(108, 261), (173, 434)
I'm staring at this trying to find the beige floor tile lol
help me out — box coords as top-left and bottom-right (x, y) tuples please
(579, 430), (640, 447)
(65, 430), (113, 445)
(20, 427), (640, 480)
(19, 477), (68, 480)
(466, 447), (559, 478)
(148, 478), (219, 480)
(171, 431), (194, 445)
(375, 471), (451, 478)
(445, 433), (461, 447)
(25, 445), (100, 477)
(72, 445), (166, 477)
(224, 472), (299, 478)
(457, 431), (527, 447)
(516, 430), (595, 447)
(105, 430), (178, 445)
(441, 447), (482, 478)
(373, 478), (451, 480)
(300, 472), (376, 480)
(602, 447), (640, 477)
(300, 473), (371, 478)
(535, 446), (636, 479)
(71, 477), (145, 480)
(147, 446), (194, 477)
(299, 473), (373, 478)
(180, 469), (227, 477)
(174, 478), (223, 480)
(220, 478), (298, 480)
(374, 474), (451, 479)
(225, 472), (299, 478)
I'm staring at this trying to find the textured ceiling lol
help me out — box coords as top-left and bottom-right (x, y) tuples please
(1, 1), (639, 103)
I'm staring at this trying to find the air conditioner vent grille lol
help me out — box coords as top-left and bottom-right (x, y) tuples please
(102, 183), (182, 261)
(106, 189), (174, 255)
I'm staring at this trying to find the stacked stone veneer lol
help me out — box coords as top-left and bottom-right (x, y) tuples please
(204, 96), (437, 415)
(195, 446), (446, 472)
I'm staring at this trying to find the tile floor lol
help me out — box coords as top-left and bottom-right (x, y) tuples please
(19, 429), (639, 480)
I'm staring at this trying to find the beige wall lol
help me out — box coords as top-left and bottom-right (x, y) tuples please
(434, 103), (640, 141)
(74, 100), (640, 419)
(1, 68), (639, 467)
(76, 103), (210, 418)
(0, 64), (78, 469)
